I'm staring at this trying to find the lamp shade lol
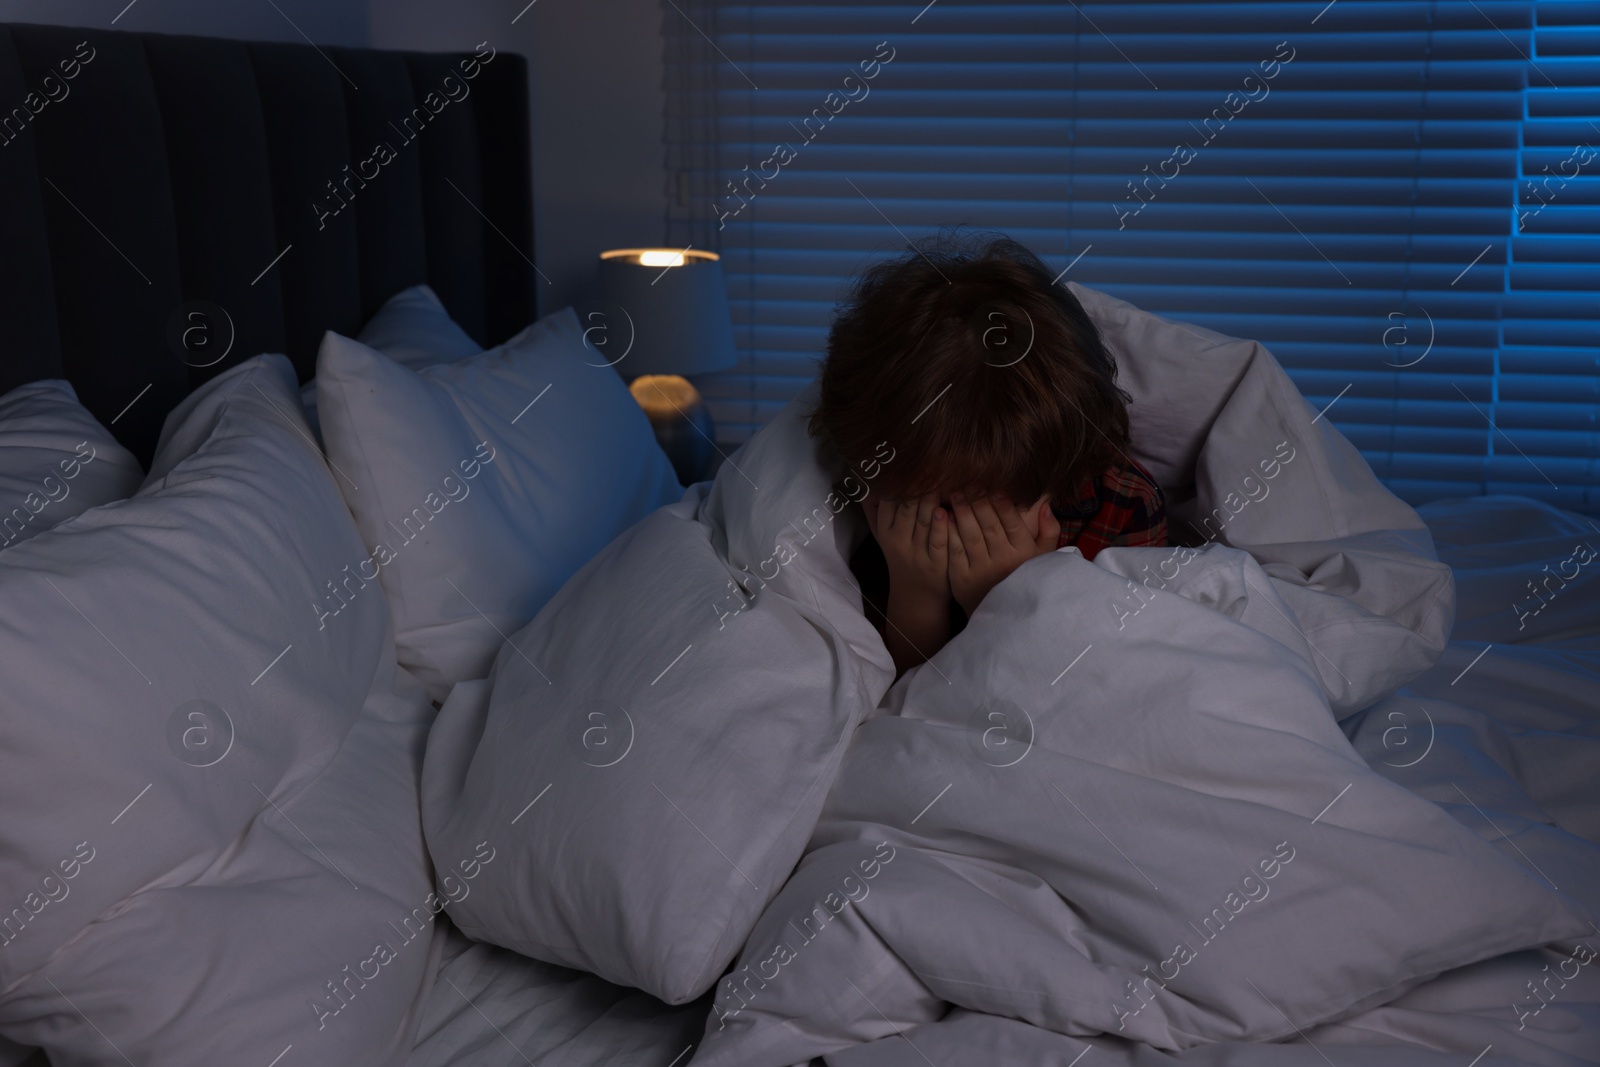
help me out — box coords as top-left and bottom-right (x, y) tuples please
(596, 249), (738, 378)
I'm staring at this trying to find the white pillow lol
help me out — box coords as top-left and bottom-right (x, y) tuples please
(0, 380), (140, 1067)
(301, 284), (483, 437)
(0, 379), (142, 549)
(354, 283), (483, 370)
(0, 356), (439, 1066)
(316, 307), (683, 704)
(420, 385), (895, 1003)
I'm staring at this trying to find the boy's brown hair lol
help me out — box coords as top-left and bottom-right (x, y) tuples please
(808, 234), (1132, 507)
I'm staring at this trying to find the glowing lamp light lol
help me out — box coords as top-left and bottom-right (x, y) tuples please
(596, 247), (737, 486)
(637, 250), (685, 267)
(600, 247), (721, 268)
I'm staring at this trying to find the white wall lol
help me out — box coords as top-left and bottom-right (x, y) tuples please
(368, 0), (669, 314)
(525, 0), (669, 314)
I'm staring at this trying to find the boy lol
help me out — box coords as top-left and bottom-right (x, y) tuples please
(807, 236), (1166, 675)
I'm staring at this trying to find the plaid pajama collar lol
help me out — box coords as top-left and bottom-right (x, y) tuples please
(1051, 456), (1168, 561)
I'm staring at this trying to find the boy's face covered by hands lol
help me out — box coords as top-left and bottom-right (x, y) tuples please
(864, 489), (1061, 617)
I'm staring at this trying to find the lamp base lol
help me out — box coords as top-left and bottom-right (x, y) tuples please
(627, 374), (717, 486)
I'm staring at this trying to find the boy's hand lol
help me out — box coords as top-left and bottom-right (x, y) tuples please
(865, 493), (954, 675)
(864, 492), (950, 608)
(948, 493), (1060, 616)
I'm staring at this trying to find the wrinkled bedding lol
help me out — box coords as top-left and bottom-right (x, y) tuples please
(418, 286), (1599, 1067)
(799, 495), (1600, 1067)
(403, 496), (1600, 1067)
(686, 525), (1595, 1064)
(406, 921), (706, 1067)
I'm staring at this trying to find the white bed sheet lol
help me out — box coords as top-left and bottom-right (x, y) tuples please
(402, 494), (1599, 1067)
(405, 921), (707, 1067)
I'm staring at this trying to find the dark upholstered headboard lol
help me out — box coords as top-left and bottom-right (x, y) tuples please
(0, 24), (536, 465)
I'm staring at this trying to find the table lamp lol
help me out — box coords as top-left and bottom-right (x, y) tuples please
(597, 248), (737, 485)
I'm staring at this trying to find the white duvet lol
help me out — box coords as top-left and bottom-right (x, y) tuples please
(421, 285), (1598, 1067)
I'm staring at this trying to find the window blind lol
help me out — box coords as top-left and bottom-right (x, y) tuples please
(664, 0), (1600, 512)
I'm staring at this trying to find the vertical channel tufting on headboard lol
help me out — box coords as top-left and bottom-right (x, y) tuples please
(2, 25), (189, 466)
(465, 45), (536, 348)
(0, 30), (62, 395)
(404, 51), (489, 346)
(0, 25), (535, 467)
(330, 48), (431, 331)
(249, 38), (366, 382)
(145, 35), (291, 386)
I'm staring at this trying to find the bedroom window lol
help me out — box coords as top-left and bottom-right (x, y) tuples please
(664, 0), (1600, 513)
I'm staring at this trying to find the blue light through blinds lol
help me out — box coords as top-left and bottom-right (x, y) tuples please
(664, 0), (1600, 512)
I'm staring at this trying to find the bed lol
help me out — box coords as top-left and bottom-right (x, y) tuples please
(414, 475), (1600, 1067)
(0, 21), (1595, 1067)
